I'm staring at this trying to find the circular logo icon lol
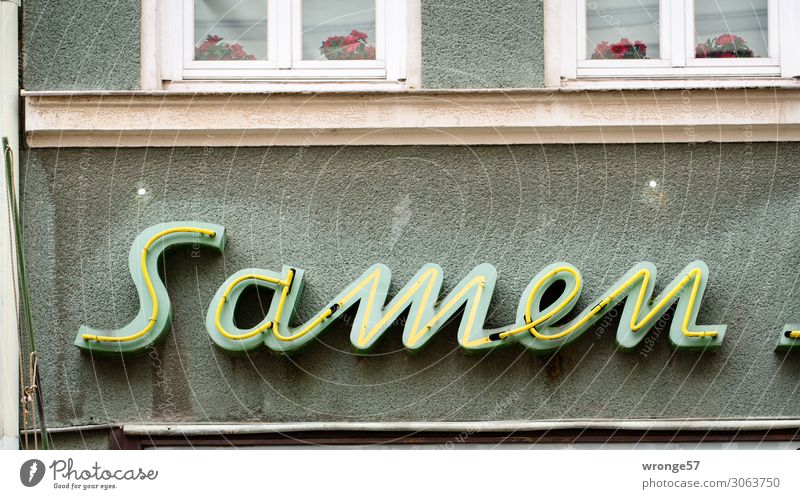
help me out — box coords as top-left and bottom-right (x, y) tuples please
(20, 459), (45, 487)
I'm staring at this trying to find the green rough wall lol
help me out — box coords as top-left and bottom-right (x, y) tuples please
(20, 143), (800, 430)
(49, 430), (110, 450)
(421, 0), (544, 88)
(22, 0), (140, 91)
(21, 0), (545, 90)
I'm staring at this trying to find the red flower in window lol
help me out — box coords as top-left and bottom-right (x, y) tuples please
(592, 41), (611, 59)
(715, 34), (737, 46)
(194, 34), (257, 61)
(591, 38), (647, 59)
(320, 30), (376, 60)
(610, 41), (629, 58)
(695, 33), (754, 58)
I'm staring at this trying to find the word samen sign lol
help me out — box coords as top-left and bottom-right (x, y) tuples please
(72, 222), (799, 356)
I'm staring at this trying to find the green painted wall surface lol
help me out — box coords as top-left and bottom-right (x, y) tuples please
(20, 144), (800, 430)
(20, 0), (544, 91)
(421, 0), (544, 88)
(49, 430), (110, 450)
(22, 0), (140, 91)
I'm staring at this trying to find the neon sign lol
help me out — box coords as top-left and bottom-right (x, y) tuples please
(778, 324), (800, 352)
(75, 221), (739, 356)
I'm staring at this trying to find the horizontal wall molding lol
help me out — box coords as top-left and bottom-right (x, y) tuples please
(121, 419), (800, 436)
(23, 88), (800, 147)
(25, 419), (800, 436)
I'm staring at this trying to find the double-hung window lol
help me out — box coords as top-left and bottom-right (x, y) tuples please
(160, 0), (407, 81)
(561, 0), (800, 79)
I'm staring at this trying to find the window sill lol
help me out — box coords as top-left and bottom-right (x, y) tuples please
(161, 79), (411, 94)
(561, 77), (800, 91)
(22, 87), (800, 148)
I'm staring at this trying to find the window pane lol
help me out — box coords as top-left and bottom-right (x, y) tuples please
(302, 0), (377, 61)
(586, 0), (660, 60)
(694, 0), (768, 59)
(194, 0), (268, 61)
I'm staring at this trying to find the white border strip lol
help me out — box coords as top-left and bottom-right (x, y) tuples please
(23, 88), (800, 147)
(0, 0), (20, 451)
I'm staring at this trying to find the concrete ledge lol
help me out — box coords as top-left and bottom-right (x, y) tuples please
(22, 88), (800, 147)
(121, 419), (800, 436)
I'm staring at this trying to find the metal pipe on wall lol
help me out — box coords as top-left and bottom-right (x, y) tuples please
(122, 419), (800, 436)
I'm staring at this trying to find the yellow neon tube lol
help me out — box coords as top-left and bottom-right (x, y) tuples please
(266, 268), (356, 343)
(215, 273), (291, 341)
(406, 269), (440, 346)
(270, 268), (382, 343)
(83, 227), (217, 343)
(357, 268), (382, 346)
(414, 275), (486, 345)
(275, 308), (334, 342)
(339, 268), (382, 306)
(497, 267), (717, 342)
(358, 267), (439, 347)
(460, 279), (492, 348)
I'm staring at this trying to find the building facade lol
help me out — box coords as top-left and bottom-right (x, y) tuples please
(2, 0), (800, 449)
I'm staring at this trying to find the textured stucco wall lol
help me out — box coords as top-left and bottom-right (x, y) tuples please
(22, 0), (140, 91)
(20, 0), (544, 91)
(20, 143), (800, 432)
(421, 0), (544, 88)
(49, 430), (110, 450)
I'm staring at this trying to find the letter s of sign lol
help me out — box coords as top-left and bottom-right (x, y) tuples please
(74, 222), (226, 355)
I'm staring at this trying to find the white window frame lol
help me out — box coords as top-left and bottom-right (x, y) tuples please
(558, 0), (800, 81)
(159, 0), (407, 82)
